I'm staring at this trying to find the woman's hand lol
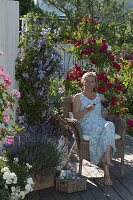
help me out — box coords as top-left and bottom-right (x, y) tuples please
(87, 103), (96, 111)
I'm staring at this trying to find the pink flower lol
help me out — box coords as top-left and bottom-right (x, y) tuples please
(81, 50), (87, 55)
(110, 97), (117, 106)
(87, 38), (92, 44)
(87, 48), (93, 55)
(97, 74), (108, 83)
(99, 43), (108, 53)
(107, 83), (113, 89)
(102, 38), (106, 44)
(74, 64), (81, 71)
(97, 85), (106, 92)
(67, 39), (73, 44)
(108, 52), (115, 61)
(113, 61), (121, 71)
(74, 41), (82, 47)
(12, 89), (21, 99)
(115, 85), (124, 91)
(5, 136), (14, 144)
(3, 114), (10, 121)
(128, 118), (133, 128)
(91, 60), (97, 64)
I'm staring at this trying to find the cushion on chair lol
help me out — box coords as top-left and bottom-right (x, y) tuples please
(82, 134), (89, 141)
(82, 134), (121, 141)
(115, 134), (121, 140)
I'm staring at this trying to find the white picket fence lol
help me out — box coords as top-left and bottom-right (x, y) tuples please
(0, 0), (19, 90)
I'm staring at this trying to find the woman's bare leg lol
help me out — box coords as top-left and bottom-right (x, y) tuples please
(102, 145), (114, 167)
(102, 145), (113, 185)
(103, 164), (112, 186)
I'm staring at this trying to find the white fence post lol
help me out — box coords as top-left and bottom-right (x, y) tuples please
(0, 0), (19, 90)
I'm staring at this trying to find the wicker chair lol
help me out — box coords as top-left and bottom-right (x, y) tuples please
(62, 96), (126, 177)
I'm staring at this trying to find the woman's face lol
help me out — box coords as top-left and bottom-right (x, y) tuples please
(83, 75), (96, 91)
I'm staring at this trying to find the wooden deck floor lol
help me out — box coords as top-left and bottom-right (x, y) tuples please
(25, 135), (133, 200)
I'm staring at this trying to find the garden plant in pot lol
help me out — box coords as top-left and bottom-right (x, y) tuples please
(3, 122), (64, 191)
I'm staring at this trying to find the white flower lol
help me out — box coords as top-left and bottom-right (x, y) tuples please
(1, 167), (10, 173)
(12, 176), (17, 184)
(6, 179), (12, 184)
(107, 45), (112, 51)
(27, 177), (34, 185)
(5, 184), (8, 189)
(3, 171), (11, 180)
(15, 186), (20, 193)
(20, 191), (25, 199)
(26, 163), (32, 169)
(14, 157), (19, 162)
(3, 171), (18, 184)
(11, 186), (16, 192)
(10, 172), (17, 179)
(25, 183), (32, 192)
(10, 172), (17, 184)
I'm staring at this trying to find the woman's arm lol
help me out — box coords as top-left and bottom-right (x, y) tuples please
(100, 94), (106, 101)
(73, 94), (94, 120)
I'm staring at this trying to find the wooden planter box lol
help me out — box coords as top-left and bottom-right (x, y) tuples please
(55, 176), (87, 193)
(32, 171), (55, 191)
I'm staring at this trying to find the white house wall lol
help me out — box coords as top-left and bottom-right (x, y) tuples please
(0, 0), (19, 90)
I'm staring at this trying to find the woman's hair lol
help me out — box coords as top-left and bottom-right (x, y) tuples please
(81, 71), (97, 84)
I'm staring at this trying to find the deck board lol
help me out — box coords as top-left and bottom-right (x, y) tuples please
(51, 188), (69, 200)
(78, 189), (96, 200)
(24, 135), (133, 200)
(39, 188), (55, 200)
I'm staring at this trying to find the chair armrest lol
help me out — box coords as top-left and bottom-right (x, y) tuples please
(107, 116), (126, 139)
(65, 118), (84, 148)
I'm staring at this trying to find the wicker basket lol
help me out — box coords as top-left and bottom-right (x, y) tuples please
(55, 176), (87, 193)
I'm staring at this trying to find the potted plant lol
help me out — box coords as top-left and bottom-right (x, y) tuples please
(3, 122), (64, 190)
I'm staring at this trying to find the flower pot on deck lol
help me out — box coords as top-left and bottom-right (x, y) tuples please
(32, 170), (56, 191)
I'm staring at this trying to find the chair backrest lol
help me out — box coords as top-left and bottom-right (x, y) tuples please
(61, 96), (73, 118)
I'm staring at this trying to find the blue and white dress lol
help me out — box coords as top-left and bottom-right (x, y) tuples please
(79, 93), (116, 165)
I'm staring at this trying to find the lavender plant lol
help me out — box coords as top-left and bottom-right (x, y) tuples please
(4, 123), (62, 176)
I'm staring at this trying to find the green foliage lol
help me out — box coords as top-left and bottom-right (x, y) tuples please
(0, 157), (6, 170)
(43, 0), (133, 48)
(0, 188), (9, 200)
(15, 0), (42, 16)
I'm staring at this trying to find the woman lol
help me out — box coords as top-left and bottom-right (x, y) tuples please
(73, 71), (116, 186)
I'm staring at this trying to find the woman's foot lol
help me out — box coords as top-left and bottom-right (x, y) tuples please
(104, 175), (112, 186)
